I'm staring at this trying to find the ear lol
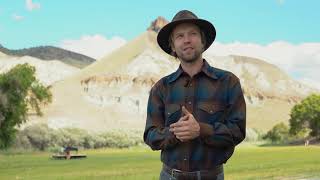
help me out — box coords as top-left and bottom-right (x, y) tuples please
(199, 37), (205, 52)
(170, 44), (176, 53)
(199, 30), (206, 51)
(201, 42), (205, 52)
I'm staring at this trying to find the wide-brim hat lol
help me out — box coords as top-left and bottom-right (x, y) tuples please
(157, 10), (216, 56)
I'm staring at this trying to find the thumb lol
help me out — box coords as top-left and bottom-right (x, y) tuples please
(182, 106), (191, 116)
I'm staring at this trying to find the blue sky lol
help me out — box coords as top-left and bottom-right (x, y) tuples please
(0, 0), (320, 89)
(0, 0), (320, 49)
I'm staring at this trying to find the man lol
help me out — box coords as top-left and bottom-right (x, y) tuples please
(144, 10), (246, 180)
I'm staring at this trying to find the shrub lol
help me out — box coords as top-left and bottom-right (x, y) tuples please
(245, 128), (263, 142)
(20, 124), (51, 150)
(263, 122), (290, 143)
(13, 124), (144, 151)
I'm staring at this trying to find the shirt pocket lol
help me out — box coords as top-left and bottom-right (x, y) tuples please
(164, 104), (181, 126)
(197, 101), (226, 124)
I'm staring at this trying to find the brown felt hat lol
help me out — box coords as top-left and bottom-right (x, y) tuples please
(157, 10), (216, 56)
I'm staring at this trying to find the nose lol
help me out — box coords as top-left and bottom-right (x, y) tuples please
(182, 34), (191, 44)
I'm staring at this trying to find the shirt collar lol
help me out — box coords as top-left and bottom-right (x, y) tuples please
(201, 59), (218, 80)
(168, 59), (218, 83)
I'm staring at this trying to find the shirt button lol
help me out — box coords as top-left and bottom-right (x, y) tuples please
(189, 83), (193, 87)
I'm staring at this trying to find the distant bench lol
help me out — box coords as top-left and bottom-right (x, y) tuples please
(52, 154), (87, 159)
(52, 146), (87, 160)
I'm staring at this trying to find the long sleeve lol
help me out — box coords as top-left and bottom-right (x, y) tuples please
(199, 76), (246, 148)
(143, 81), (179, 150)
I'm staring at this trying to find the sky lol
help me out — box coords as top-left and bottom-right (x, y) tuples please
(0, 0), (320, 89)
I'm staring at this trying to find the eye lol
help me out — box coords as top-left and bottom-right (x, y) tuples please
(175, 34), (183, 39)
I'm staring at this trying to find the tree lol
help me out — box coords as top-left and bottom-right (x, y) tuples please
(263, 122), (289, 143)
(0, 63), (52, 149)
(289, 94), (320, 137)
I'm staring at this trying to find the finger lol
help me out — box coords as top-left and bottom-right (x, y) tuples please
(174, 131), (190, 137)
(176, 137), (185, 142)
(170, 120), (186, 128)
(184, 114), (192, 121)
(177, 116), (189, 123)
(170, 123), (178, 129)
(169, 123), (184, 132)
(176, 135), (192, 141)
(177, 121), (189, 128)
(176, 136), (192, 141)
(170, 125), (183, 133)
(182, 106), (191, 116)
(179, 115), (189, 122)
(172, 126), (188, 133)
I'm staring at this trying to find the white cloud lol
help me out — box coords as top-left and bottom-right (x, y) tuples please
(12, 14), (24, 21)
(206, 41), (320, 90)
(59, 34), (127, 59)
(26, 0), (40, 11)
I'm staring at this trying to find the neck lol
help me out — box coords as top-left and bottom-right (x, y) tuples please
(180, 58), (204, 77)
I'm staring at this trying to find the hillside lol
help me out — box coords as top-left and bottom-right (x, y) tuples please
(0, 44), (95, 68)
(0, 55), (80, 86)
(26, 17), (318, 132)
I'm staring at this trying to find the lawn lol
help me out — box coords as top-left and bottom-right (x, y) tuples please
(0, 145), (319, 180)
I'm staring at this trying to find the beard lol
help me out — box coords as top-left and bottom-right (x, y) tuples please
(176, 47), (203, 64)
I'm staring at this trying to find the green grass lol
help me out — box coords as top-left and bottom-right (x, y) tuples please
(225, 145), (320, 179)
(0, 145), (319, 180)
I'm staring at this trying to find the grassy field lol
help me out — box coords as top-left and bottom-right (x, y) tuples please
(0, 145), (319, 180)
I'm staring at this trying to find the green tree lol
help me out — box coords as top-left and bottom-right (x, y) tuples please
(263, 122), (289, 143)
(289, 94), (320, 137)
(0, 63), (52, 149)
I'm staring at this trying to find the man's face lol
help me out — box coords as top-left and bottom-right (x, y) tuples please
(170, 23), (204, 63)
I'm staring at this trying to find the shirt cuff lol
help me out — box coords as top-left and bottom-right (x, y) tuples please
(164, 128), (180, 148)
(199, 122), (214, 137)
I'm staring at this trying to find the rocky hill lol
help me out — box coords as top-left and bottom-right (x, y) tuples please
(0, 44), (95, 68)
(26, 17), (318, 132)
(147, 16), (168, 33)
(0, 54), (80, 86)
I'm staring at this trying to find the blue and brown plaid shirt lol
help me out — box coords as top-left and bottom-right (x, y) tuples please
(143, 59), (246, 171)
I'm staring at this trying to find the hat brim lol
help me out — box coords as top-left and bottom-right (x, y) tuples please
(157, 19), (216, 56)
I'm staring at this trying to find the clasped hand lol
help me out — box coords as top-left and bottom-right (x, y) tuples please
(169, 106), (200, 142)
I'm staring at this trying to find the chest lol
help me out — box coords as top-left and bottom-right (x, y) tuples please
(163, 77), (228, 126)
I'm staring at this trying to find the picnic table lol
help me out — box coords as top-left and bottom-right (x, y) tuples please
(52, 146), (87, 160)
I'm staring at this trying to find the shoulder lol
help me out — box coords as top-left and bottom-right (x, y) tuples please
(151, 71), (177, 89)
(149, 71), (179, 98)
(211, 66), (240, 83)
(149, 76), (166, 96)
(203, 60), (240, 83)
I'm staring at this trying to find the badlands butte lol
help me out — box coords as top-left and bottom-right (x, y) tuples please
(1, 17), (318, 133)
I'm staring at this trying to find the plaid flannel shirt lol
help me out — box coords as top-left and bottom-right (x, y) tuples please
(144, 59), (246, 171)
